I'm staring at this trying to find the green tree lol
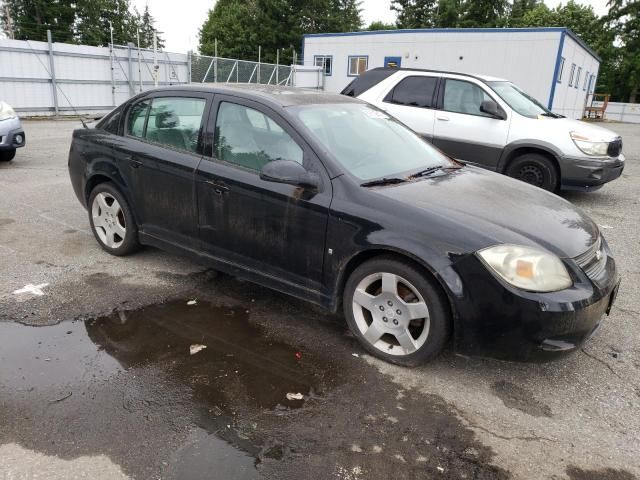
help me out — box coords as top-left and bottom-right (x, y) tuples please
(135, 4), (165, 49)
(434, 0), (462, 27)
(460, 0), (509, 27)
(367, 21), (397, 31)
(391, 0), (437, 28)
(199, 0), (362, 64)
(509, 0), (540, 26)
(607, 0), (640, 102)
(1, 0), (76, 42)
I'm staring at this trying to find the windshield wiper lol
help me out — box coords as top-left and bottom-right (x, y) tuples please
(408, 164), (463, 179)
(360, 177), (407, 187)
(541, 112), (564, 118)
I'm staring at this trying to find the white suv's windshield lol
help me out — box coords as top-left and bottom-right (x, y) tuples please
(291, 103), (453, 182)
(488, 81), (560, 119)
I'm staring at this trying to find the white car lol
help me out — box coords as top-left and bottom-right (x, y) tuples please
(0, 101), (25, 162)
(342, 68), (624, 192)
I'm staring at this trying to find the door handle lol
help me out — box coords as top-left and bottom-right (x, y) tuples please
(203, 179), (229, 195)
(126, 156), (143, 168)
(436, 116), (450, 122)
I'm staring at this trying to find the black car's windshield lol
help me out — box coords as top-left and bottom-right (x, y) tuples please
(487, 81), (559, 119)
(291, 103), (453, 181)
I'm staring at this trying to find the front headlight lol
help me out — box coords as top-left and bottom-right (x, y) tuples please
(477, 245), (572, 292)
(0, 101), (17, 121)
(570, 131), (609, 156)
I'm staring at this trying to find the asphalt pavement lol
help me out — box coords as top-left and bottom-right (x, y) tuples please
(0, 119), (638, 480)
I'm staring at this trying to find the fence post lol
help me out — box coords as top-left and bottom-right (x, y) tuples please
(46, 30), (59, 116)
(127, 43), (134, 96)
(187, 50), (192, 84)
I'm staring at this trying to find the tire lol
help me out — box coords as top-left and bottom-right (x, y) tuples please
(0, 149), (16, 162)
(505, 153), (558, 192)
(343, 256), (451, 366)
(88, 182), (140, 256)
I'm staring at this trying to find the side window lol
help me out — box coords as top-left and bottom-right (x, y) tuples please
(101, 109), (122, 134)
(348, 56), (368, 76)
(384, 76), (438, 108)
(314, 55), (333, 76)
(575, 67), (582, 89)
(442, 79), (493, 117)
(127, 100), (150, 138)
(145, 97), (206, 153)
(569, 64), (576, 87)
(557, 57), (565, 83)
(214, 102), (303, 172)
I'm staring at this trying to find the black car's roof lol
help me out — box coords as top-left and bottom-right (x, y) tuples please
(143, 84), (364, 108)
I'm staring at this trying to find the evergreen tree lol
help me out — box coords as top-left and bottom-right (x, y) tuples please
(391, 0), (437, 28)
(136, 4), (165, 49)
(434, 0), (462, 28)
(1, 0), (76, 42)
(460, 0), (508, 27)
(367, 21), (397, 31)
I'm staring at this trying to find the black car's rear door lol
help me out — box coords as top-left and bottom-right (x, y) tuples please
(195, 95), (332, 293)
(118, 91), (213, 249)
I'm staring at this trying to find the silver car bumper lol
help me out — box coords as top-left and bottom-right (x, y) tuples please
(0, 117), (26, 150)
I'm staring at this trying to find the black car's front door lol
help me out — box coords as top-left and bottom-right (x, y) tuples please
(118, 92), (211, 248)
(195, 95), (331, 294)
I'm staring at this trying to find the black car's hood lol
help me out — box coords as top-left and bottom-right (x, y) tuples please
(375, 166), (598, 258)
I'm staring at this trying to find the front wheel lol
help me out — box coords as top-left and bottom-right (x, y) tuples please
(505, 153), (558, 192)
(0, 149), (16, 162)
(88, 182), (140, 256)
(343, 256), (451, 366)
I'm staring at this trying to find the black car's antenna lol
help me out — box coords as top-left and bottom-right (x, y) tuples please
(26, 39), (90, 129)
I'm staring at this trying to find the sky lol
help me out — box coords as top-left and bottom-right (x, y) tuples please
(135, 0), (611, 54)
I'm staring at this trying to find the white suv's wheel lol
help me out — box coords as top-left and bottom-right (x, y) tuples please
(344, 256), (451, 366)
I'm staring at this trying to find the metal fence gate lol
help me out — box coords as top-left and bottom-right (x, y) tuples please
(190, 54), (293, 86)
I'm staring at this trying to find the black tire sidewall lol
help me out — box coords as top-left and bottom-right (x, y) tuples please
(0, 149), (16, 162)
(343, 256), (451, 366)
(88, 182), (139, 256)
(507, 154), (558, 192)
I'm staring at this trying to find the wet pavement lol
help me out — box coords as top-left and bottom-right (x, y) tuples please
(1, 299), (509, 479)
(1, 120), (640, 479)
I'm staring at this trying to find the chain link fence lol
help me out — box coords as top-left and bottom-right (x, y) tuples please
(191, 54), (293, 86)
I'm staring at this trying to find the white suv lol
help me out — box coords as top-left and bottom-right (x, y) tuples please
(342, 68), (624, 192)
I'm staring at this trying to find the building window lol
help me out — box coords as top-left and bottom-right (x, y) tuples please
(589, 74), (596, 93)
(348, 56), (368, 77)
(575, 67), (581, 89)
(314, 55), (333, 76)
(568, 64), (576, 87)
(583, 71), (589, 90)
(557, 57), (565, 83)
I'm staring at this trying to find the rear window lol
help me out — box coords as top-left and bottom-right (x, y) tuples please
(384, 76), (438, 108)
(341, 68), (399, 97)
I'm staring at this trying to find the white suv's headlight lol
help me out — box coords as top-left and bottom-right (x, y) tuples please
(570, 131), (609, 157)
(477, 245), (572, 292)
(0, 101), (17, 121)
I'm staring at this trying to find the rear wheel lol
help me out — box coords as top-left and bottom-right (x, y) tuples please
(343, 256), (451, 366)
(0, 149), (16, 162)
(506, 153), (558, 192)
(88, 182), (140, 256)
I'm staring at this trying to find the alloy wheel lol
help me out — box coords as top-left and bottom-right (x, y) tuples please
(351, 272), (430, 356)
(91, 192), (126, 249)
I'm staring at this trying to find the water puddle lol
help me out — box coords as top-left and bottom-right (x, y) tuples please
(0, 299), (329, 478)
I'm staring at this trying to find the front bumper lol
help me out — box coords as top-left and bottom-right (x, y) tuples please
(0, 117), (26, 150)
(450, 249), (619, 362)
(560, 154), (624, 190)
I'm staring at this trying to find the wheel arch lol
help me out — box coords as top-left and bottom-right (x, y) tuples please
(332, 247), (459, 330)
(84, 169), (140, 225)
(498, 142), (562, 178)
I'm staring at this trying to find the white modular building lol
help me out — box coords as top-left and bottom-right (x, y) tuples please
(302, 27), (600, 119)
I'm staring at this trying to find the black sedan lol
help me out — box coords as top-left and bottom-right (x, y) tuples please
(68, 85), (619, 365)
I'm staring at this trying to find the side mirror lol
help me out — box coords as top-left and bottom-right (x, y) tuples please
(260, 160), (320, 189)
(480, 100), (506, 120)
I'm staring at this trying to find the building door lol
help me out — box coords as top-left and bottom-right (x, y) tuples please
(384, 56), (402, 68)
